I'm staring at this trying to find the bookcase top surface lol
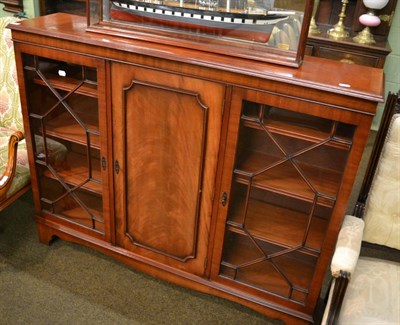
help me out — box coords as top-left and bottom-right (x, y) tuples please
(8, 13), (384, 103)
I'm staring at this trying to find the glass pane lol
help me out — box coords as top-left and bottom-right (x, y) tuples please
(220, 100), (356, 302)
(235, 126), (284, 174)
(220, 232), (318, 302)
(39, 177), (104, 233)
(228, 185), (331, 251)
(88, 0), (312, 66)
(23, 54), (104, 234)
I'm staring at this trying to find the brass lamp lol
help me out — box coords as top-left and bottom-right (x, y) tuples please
(353, 0), (389, 44)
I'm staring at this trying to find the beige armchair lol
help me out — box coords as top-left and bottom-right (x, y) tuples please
(0, 16), (31, 210)
(322, 92), (400, 324)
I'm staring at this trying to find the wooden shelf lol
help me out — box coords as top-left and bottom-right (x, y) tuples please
(42, 151), (102, 195)
(240, 103), (354, 148)
(60, 205), (104, 232)
(220, 232), (316, 303)
(40, 175), (104, 232)
(241, 118), (352, 150)
(45, 102), (100, 149)
(228, 195), (328, 253)
(234, 150), (340, 205)
(46, 199), (104, 233)
(33, 75), (98, 98)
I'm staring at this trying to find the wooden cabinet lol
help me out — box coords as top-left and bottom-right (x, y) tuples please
(306, 0), (397, 67)
(10, 14), (384, 324)
(306, 36), (391, 67)
(40, 0), (86, 16)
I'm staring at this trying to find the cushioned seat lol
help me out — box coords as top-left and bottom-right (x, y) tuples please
(338, 256), (399, 324)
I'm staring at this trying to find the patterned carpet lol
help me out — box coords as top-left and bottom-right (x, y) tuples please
(0, 191), (283, 325)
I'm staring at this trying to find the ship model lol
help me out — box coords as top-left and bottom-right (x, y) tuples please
(110, 0), (291, 43)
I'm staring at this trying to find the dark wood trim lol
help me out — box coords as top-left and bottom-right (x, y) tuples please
(326, 271), (350, 325)
(353, 91), (400, 217)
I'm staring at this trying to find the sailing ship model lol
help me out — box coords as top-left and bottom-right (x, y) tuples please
(110, 0), (291, 43)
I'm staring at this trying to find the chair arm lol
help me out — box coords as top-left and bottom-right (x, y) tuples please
(0, 131), (24, 200)
(331, 215), (364, 277)
(321, 215), (365, 325)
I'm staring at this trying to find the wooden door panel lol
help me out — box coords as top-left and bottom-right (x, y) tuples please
(112, 63), (225, 275)
(125, 81), (207, 261)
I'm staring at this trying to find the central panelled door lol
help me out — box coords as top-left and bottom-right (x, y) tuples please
(112, 62), (226, 276)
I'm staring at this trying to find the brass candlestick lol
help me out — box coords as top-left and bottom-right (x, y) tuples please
(309, 0), (321, 36)
(327, 0), (350, 40)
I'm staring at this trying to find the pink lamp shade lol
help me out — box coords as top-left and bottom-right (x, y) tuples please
(359, 13), (382, 26)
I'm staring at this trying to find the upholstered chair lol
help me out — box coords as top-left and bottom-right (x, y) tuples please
(0, 16), (31, 209)
(322, 92), (400, 324)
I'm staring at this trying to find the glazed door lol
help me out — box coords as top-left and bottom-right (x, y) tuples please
(211, 86), (372, 314)
(112, 63), (225, 276)
(15, 44), (111, 241)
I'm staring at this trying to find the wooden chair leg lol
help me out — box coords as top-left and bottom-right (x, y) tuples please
(326, 271), (350, 325)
